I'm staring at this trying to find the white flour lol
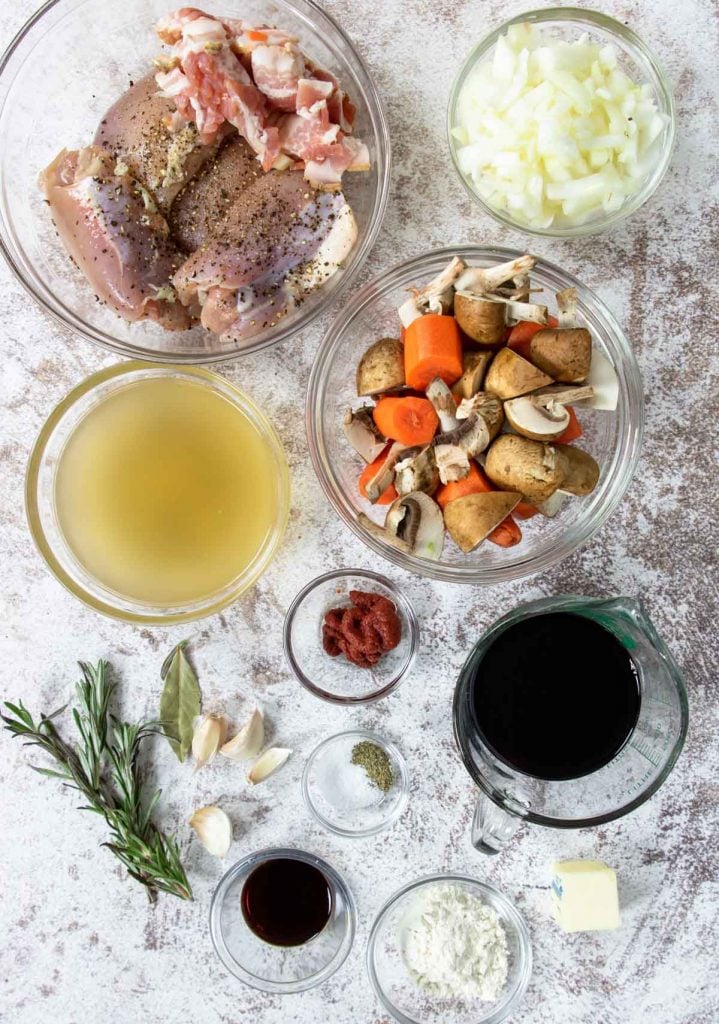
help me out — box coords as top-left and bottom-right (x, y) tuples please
(401, 884), (509, 1001)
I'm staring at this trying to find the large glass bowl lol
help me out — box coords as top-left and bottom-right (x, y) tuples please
(26, 362), (290, 623)
(448, 8), (676, 238)
(0, 0), (390, 362)
(306, 246), (644, 585)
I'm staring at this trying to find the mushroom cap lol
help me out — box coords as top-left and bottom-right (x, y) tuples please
(485, 434), (568, 503)
(485, 347), (554, 400)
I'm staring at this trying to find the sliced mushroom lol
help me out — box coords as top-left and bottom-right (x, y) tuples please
(503, 395), (571, 441)
(363, 440), (406, 503)
(434, 444), (470, 484)
(433, 412), (490, 459)
(394, 446), (439, 496)
(397, 256), (466, 327)
(455, 255), (536, 295)
(556, 287), (578, 328)
(384, 491), (445, 560)
(343, 407), (387, 463)
(454, 292), (506, 345)
(452, 351), (492, 399)
(498, 298), (548, 324)
(456, 392), (504, 441)
(443, 491), (522, 552)
(485, 348), (554, 400)
(426, 376), (460, 432)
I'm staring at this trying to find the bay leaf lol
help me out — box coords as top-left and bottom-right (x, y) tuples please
(159, 641), (201, 763)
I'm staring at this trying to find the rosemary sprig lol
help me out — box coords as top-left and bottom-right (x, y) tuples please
(2, 661), (192, 903)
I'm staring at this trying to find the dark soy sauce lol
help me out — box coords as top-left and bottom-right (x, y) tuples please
(471, 612), (641, 780)
(241, 858), (332, 947)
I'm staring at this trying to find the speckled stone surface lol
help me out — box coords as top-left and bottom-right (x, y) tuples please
(1, 0), (718, 1022)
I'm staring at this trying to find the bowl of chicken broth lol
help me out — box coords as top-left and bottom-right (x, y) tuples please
(0, 0), (390, 362)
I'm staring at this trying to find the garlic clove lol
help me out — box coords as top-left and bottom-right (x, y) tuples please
(191, 713), (227, 771)
(220, 708), (264, 762)
(188, 805), (232, 857)
(247, 747), (292, 785)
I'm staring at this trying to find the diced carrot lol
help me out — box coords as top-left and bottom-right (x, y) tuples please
(404, 314), (463, 390)
(246, 29), (268, 40)
(507, 316), (558, 361)
(555, 406), (583, 444)
(437, 460), (522, 546)
(514, 501), (539, 520)
(488, 516), (522, 547)
(436, 461), (491, 509)
(372, 396), (438, 446)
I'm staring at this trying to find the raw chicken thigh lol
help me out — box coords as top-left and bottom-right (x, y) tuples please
(40, 147), (191, 330)
(174, 171), (357, 340)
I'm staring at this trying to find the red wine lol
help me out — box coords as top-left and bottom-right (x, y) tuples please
(241, 858), (332, 946)
(471, 612), (640, 780)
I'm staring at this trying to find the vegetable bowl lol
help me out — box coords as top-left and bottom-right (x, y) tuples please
(0, 0), (390, 363)
(306, 246), (643, 585)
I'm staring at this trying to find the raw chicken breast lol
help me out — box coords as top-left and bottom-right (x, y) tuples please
(40, 147), (192, 329)
(172, 171), (357, 343)
(168, 135), (260, 251)
(94, 72), (226, 211)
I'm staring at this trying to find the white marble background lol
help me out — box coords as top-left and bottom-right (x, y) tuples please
(1, 0), (718, 1022)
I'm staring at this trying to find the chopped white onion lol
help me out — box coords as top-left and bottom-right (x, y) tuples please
(453, 24), (669, 229)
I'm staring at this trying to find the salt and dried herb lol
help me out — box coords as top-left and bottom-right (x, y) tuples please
(351, 740), (394, 792)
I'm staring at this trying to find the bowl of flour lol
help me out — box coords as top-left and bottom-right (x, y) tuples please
(367, 874), (532, 1023)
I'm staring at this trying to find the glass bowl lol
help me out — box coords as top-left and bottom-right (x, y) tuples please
(26, 361), (290, 624)
(0, 0), (390, 363)
(367, 875), (532, 1024)
(448, 8), (676, 238)
(306, 246), (644, 585)
(209, 847), (355, 993)
(302, 729), (409, 837)
(283, 569), (419, 703)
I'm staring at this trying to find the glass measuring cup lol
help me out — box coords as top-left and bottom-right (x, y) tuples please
(453, 596), (688, 854)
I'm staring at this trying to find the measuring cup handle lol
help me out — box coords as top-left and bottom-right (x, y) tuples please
(471, 792), (522, 854)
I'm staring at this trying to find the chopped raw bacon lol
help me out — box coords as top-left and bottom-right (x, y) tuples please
(251, 45), (305, 111)
(296, 77), (333, 117)
(154, 7), (369, 186)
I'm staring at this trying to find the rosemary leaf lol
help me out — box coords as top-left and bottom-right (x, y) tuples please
(2, 660), (192, 903)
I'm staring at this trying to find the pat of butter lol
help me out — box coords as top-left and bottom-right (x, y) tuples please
(551, 860), (620, 933)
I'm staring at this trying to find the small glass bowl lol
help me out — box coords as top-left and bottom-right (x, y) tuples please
(307, 246), (644, 585)
(283, 569), (419, 704)
(367, 875), (533, 1024)
(0, 0), (390, 363)
(25, 362), (290, 624)
(448, 8), (676, 237)
(209, 848), (355, 993)
(302, 729), (409, 837)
